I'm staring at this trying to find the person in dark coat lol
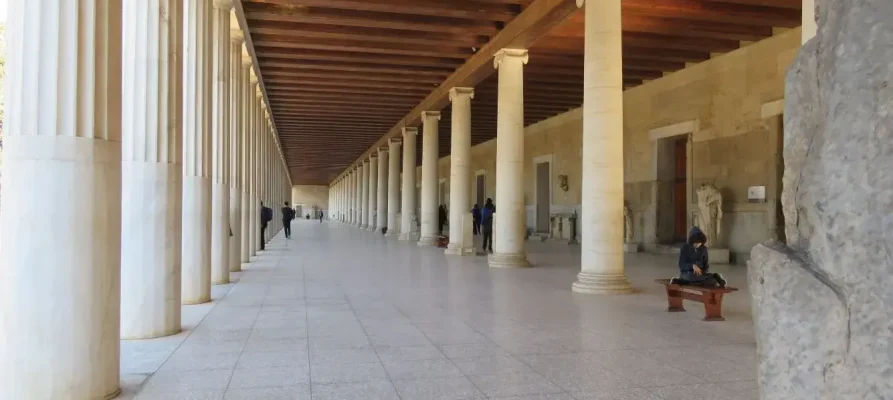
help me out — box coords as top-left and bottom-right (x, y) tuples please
(282, 202), (295, 239)
(481, 198), (495, 253)
(471, 204), (481, 235)
(260, 202), (273, 250)
(674, 227), (726, 287)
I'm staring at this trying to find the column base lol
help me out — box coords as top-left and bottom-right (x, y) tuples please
(488, 252), (530, 268)
(367, 226), (377, 232)
(417, 236), (438, 247)
(399, 232), (418, 241)
(445, 244), (475, 256)
(572, 271), (633, 294)
(121, 326), (182, 341)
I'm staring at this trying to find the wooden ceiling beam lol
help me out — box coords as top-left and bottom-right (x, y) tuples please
(256, 49), (462, 70)
(250, 22), (482, 47)
(268, 93), (419, 105)
(702, 0), (801, 9)
(265, 84), (427, 97)
(245, 5), (500, 35)
(260, 60), (452, 77)
(621, 0), (801, 28)
(252, 35), (473, 59)
(262, 69), (442, 85)
(618, 14), (774, 42)
(247, 0), (520, 21)
(265, 78), (435, 92)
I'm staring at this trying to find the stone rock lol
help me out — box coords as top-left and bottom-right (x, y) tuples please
(748, 1), (893, 399)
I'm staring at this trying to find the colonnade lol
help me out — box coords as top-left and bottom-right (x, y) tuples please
(327, 0), (632, 293)
(0, 1), (291, 398)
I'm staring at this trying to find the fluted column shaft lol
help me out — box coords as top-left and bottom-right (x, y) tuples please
(446, 88), (475, 255)
(367, 156), (378, 230)
(361, 160), (370, 229)
(573, 0), (633, 294)
(230, 34), (244, 272)
(240, 64), (254, 263)
(418, 112), (441, 246)
(489, 49), (530, 268)
(183, 0), (215, 302)
(386, 138), (402, 235)
(376, 149), (388, 231)
(210, 0), (233, 285)
(1, 0), (123, 397)
(251, 89), (262, 254)
(399, 128), (419, 240)
(121, 0), (183, 340)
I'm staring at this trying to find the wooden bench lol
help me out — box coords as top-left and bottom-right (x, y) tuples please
(436, 236), (449, 248)
(655, 279), (738, 321)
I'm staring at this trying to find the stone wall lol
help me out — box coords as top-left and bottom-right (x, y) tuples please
(414, 28), (801, 261)
(291, 185), (329, 216)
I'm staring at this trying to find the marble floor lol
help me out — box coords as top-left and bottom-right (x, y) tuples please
(120, 220), (759, 400)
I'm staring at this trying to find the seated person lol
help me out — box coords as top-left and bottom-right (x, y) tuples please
(672, 228), (727, 288)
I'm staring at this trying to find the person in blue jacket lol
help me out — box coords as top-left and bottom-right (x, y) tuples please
(674, 227), (726, 287)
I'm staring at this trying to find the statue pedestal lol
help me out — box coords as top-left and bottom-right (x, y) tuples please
(710, 248), (730, 264)
(623, 243), (640, 253)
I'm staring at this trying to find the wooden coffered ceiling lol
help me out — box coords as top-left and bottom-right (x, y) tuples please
(238, 0), (801, 185)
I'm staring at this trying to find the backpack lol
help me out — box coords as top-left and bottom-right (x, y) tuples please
(262, 207), (273, 223)
(481, 207), (494, 225)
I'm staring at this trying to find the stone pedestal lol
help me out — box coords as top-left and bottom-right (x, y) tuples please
(623, 243), (640, 253)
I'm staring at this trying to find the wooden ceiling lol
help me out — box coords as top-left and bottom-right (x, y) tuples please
(239, 0), (801, 185)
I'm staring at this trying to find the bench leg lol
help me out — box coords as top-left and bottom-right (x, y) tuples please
(666, 288), (686, 312)
(702, 292), (725, 321)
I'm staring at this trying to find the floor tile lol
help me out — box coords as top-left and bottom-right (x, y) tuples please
(452, 355), (534, 376)
(228, 366), (310, 389)
(393, 376), (486, 400)
(311, 379), (400, 400)
(310, 361), (389, 384)
(223, 385), (310, 400)
(469, 372), (564, 398)
(375, 344), (446, 363)
(141, 369), (233, 393)
(383, 358), (465, 380)
(235, 350), (309, 369)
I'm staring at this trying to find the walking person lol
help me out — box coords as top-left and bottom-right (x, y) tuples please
(481, 198), (495, 253)
(282, 201), (295, 239)
(260, 202), (272, 250)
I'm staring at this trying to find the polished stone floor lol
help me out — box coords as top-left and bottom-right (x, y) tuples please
(120, 220), (758, 400)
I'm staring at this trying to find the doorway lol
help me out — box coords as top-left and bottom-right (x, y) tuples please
(475, 174), (485, 207)
(673, 138), (688, 242)
(535, 161), (551, 233)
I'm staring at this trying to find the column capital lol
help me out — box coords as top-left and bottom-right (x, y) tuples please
(231, 30), (245, 44)
(249, 69), (258, 85)
(402, 127), (418, 137)
(494, 48), (529, 69)
(256, 87), (264, 99)
(449, 87), (475, 102)
(388, 137), (402, 146)
(213, 0), (234, 10)
(241, 44), (252, 67)
(421, 111), (441, 121)
(378, 147), (389, 154)
(575, 0), (585, 7)
(362, 158), (371, 164)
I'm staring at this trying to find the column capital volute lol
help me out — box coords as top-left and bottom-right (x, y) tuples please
(388, 137), (402, 146)
(493, 48), (529, 70)
(402, 127), (418, 137)
(256, 87), (264, 99)
(421, 111), (441, 121)
(249, 69), (258, 85)
(449, 87), (475, 102)
(362, 158), (370, 164)
(369, 154), (378, 162)
(231, 30), (245, 44)
(213, 0), (234, 11)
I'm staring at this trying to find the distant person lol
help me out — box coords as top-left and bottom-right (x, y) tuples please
(260, 202), (273, 250)
(672, 227), (727, 288)
(282, 201), (295, 239)
(471, 204), (481, 235)
(481, 198), (495, 253)
(438, 204), (448, 235)
(319, 211), (324, 223)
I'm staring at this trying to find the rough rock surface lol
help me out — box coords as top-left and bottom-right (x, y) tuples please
(748, 1), (893, 399)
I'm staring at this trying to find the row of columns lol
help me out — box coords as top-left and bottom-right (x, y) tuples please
(0, 1), (291, 398)
(327, 0), (631, 292)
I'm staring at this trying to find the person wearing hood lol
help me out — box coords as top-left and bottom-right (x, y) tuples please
(674, 227), (726, 287)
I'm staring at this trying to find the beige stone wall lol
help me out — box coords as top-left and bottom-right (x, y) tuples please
(291, 185), (329, 217)
(414, 28), (800, 261)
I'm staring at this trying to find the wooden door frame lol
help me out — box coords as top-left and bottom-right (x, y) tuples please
(532, 154), (553, 233)
(474, 169), (487, 207)
(647, 120), (697, 246)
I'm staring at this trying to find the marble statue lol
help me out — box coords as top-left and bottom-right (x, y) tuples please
(695, 183), (722, 246)
(623, 204), (633, 244)
(749, 1), (893, 398)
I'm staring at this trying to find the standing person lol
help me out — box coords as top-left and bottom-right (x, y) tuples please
(260, 202), (273, 250)
(319, 211), (324, 223)
(282, 201), (295, 239)
(471, 204), (481, 235)
(438, 204), (448, 235)
(481, 198), (495, 253)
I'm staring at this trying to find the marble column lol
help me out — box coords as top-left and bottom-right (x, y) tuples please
(230, 30), (244, 272)
(0, 1), (122, 398)
(183, 0), (215, 303)
(121, 0), (183, 340)
(252, 88), (264, 254)
(361, 160), (370, 229)
(247, 74), (259, 258)
(210, 0), (232, 285)
(489, 49), (530, 268)
(446, 88), (476, 255)
(348, 170), (354, 225)
(376, 148), (389, 231)
(572, 0), (633, 294)
(386, 138), (402, 236)
(240, 58), (253, 263)
(418, 111), (441, 246)
(399, 127), (419, 240)
(368, 155), (379, 231)
(803, 0), (816, 44)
